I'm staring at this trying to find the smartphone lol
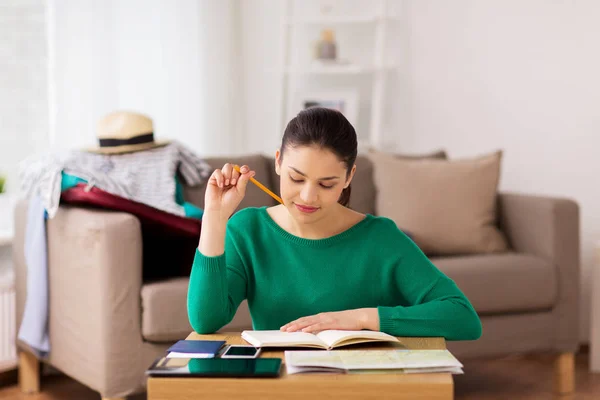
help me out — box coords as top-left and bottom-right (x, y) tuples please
(146, 357), (281, 378)
(221, 345), (261, 359)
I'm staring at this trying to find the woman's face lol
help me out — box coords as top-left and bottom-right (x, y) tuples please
(276, 145), (355, 222)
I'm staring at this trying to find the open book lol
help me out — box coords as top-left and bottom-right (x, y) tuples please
(241, 330), (400, 350)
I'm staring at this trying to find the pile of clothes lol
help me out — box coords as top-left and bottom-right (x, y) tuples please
(17, 111), (213, 356)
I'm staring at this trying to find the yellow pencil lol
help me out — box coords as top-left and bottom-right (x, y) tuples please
(233, 165), (283, 204)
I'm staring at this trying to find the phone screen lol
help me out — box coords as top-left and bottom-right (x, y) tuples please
(223, 346), (260, 357)
(148, 357), (281, 378)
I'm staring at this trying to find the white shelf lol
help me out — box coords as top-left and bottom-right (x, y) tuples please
(285, 64), (396, 75)
(283, 15), (400, 25)
(277, 0), (397, 151)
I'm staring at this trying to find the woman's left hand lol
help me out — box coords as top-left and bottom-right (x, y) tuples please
(280, 308), (379, 333)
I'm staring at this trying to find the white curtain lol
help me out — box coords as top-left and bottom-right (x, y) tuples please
(48, 0), (243, 156)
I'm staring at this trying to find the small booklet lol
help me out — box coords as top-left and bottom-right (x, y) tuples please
(285, 349), (464, 375)
(241, 330), (399, 350)
(166, 340), (226, 359)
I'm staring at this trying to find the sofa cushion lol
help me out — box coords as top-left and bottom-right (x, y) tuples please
(183, 154), (278, 212)
(431, 253), (557, 315)
(348, 155), (377, 214)
(372, 150), (508, 255)
(141, 278), (253, 342)
(141, 278), (192, 342)
(352, 150), (448, 215)
(368, 149), (448, 160)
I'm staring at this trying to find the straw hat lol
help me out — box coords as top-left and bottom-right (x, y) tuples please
(85, 111), (170, 154)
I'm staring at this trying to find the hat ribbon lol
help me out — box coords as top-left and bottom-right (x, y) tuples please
(99, 132), (154, 148)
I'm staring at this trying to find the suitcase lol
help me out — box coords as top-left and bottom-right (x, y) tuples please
(61, 183), (201, 280)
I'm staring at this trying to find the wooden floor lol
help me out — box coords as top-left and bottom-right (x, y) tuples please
(455, 351), (600, 400)
(0, 351), (599, 399)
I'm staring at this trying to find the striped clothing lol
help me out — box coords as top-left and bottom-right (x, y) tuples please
(19, 142), (211, 218)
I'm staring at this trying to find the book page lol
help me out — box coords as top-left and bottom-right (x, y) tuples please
(241, 330), (326, 348)
(316, 330), (399, 348)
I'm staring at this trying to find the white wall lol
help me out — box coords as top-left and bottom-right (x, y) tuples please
(2, 0), (243, 196)
(239, 0), (286, 156)
(398, 0), (600, 342)
(48, 0), (241, 157)
(0, 0), (48, 194)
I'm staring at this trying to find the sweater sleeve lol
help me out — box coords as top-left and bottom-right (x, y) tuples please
(187, 227), (248, 334)
(377, 223), (482, 341)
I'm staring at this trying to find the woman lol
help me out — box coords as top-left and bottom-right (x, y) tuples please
(188, 107), (482, 340)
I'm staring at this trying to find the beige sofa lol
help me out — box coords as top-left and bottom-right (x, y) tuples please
(14, 154), (580, 399)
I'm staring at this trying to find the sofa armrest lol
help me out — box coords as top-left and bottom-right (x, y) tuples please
(498, 192), (580, 351)
(498, 192), (579, 262)
(14, 200), (145, 395)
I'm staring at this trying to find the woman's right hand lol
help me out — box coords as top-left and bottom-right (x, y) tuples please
(204, 163), (255, 219)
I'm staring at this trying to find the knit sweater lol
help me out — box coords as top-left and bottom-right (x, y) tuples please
(187, 207), (482, 340)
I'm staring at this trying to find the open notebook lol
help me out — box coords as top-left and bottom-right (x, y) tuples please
(241, 330), (400, 350)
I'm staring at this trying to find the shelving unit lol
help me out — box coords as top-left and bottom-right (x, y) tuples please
(283, 15), (400, 25)
(285, 63), (396, 75)
(276, 0), (400, 151)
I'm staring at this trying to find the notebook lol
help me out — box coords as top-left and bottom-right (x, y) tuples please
(241, 330), (399, 350)
(285, 349), (464, 375)
(166, 340), (226, 359)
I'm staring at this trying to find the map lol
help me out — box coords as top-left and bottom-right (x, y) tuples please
(285, 349), (464, 375)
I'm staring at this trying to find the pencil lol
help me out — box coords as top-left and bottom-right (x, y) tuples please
(233, 165), (283, 204)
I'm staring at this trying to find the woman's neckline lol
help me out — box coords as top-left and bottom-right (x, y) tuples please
(259, 206), (372, 248)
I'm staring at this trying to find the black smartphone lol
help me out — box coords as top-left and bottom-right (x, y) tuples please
(221, 345), (261, 359)
(146, 357), (282, 378)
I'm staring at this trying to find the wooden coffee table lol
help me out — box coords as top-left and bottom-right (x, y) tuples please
(147, 332), (454, 400)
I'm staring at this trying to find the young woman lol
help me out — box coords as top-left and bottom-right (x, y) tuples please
(188, 107), (482, 340)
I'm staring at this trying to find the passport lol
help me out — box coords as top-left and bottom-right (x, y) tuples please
(166, 340), (226, 359)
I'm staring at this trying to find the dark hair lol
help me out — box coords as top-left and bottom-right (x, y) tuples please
(280, 107), (358, 207)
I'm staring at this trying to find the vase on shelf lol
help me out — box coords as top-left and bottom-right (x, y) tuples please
(315, 29), (337, 61)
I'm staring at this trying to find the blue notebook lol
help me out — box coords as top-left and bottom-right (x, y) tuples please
(166, 340), (226, 359)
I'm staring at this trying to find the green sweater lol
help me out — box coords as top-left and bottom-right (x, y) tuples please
(187, 207), (482, 340)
